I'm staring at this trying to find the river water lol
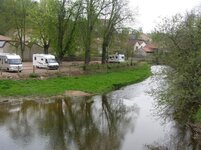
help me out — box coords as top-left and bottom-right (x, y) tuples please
(0, 66), (200, 150)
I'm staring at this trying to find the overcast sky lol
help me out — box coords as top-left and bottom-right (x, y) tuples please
(129, 0), (201, 33)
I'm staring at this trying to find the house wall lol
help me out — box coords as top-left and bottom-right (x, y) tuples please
(134, 48), (154, 57)
(134, 42), (146, 51)
(135, 48), (147, 57)
(23, 44), (44, 61)
(1, 42), (17, 53)
(134, 42), (140, 51)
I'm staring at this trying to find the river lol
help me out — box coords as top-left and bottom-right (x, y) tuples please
(0, 66), (200, 150)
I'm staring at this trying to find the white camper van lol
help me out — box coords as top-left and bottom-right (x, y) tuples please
(33, 54), (59, 70)
(108, 53), (125, 63)
(0, 53), (23, 72)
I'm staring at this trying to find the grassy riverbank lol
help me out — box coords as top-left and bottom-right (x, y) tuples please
(0, 63), (151, 97)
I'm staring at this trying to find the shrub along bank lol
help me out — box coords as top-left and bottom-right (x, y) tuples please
(0, 63), (151, 97)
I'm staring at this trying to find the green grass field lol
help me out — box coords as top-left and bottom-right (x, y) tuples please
(0, 63), (151, 97)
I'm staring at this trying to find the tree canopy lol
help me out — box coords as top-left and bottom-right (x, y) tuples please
(0, 0), (135, 63)
(153, 11), (201, 123)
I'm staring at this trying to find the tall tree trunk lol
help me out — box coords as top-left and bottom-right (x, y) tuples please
(85, 47), (91, 64)
(20, 41), (24, 61)
(43, 41), (49, 54)
(84, 32), (91, 64)
(102, 42), (108, 64)
(20, 29), (25, 61)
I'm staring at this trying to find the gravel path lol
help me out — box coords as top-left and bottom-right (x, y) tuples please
(0, 61), (85, 79)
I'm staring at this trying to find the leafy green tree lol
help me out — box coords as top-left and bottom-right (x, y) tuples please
(0, 0), (13, 35)
(100, 0), (134, 64)
(29, 0), (55, 54)
(29, 0), (83, 61)
(154, 12), (201, 123)
(51, 0), (83, 62)
(3, 0), (33, 60)
(80, 0), (109, 65)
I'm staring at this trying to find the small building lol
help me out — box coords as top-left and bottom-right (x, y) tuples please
(128, 33), (158, 58)
(135, 43), (158, 57)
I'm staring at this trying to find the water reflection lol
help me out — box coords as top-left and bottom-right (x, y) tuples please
(0, 95), (139, 150)
(145, 124), (200, 150)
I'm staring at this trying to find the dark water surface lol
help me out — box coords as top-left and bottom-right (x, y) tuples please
(0, 66), (200, 150)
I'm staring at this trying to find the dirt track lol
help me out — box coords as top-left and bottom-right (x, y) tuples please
(0, 61), (85, 79)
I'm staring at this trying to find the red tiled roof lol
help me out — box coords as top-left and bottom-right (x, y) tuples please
(143, 43), (158, 53)
(0, 35), (12, 41)
(146, 43), (157, 49)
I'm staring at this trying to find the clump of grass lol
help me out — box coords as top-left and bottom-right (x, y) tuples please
(29, 73), (39, 78)
(194, 107), (201, 122)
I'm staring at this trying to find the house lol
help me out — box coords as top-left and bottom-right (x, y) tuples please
(135, 43), (158, 57)
(129, 33), (158, 58)
(129, 39), (147, 51)
(0, 35), (43, 61)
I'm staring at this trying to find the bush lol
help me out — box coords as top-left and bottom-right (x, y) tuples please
(29, 73), (39, 78)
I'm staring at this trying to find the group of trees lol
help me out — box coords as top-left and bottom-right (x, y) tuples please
(152, 10), (201, 123)
(0, 0), (135, 63)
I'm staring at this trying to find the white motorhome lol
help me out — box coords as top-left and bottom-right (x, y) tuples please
(0, 53), (23, 72)
(33, 54), (59, 70)
(108, 53), (125, 63)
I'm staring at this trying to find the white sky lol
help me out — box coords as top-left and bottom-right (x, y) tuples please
(129, 0), (201, 33)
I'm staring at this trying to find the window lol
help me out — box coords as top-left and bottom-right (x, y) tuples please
(47, 59), (57, 63)
(8, 59), (22, 64)
(0, 41), (5, 48)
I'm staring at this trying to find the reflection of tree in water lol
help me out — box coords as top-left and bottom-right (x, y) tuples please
(0, 95), (139, 150)
(40, 95), (138, 150)
(98, 95), (136, 150)
(0, 103), (12, 125)
(145, 123), (201, 150)
(1, 101), (38, 146)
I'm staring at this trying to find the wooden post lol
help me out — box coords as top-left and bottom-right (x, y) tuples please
(17, 66), (20, 76)
(33, 65), (35, 73)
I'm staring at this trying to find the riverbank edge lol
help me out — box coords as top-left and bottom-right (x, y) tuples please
(0, 63), (151, 102)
